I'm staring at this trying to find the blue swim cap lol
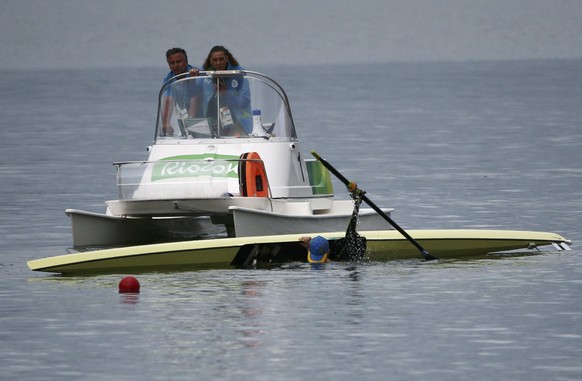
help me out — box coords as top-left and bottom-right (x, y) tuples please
(308, 236), (330, 263)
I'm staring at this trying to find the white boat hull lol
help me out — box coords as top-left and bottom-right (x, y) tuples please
(66, 201), (393, 246)
(231, 204), (393, 237)
(66, 209), (227, 247)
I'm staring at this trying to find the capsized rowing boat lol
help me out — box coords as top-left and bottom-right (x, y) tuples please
(27, 229), (571, 275)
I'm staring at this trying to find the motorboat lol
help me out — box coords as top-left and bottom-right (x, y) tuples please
(66, 70), (392, 248)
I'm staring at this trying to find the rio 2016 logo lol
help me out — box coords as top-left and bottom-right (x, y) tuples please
(152, 154), (239, 181)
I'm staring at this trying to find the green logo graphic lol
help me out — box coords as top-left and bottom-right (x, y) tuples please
(152, 154), (239, 181)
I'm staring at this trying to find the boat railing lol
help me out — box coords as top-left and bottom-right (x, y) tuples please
(114, 156), (333, 201)
(155, 70), (297, 142)
(114, 157), (270, 201)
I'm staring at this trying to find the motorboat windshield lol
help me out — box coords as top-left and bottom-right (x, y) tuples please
(155, 70), (297, 142)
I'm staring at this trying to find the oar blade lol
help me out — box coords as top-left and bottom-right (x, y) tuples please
(421, 249), (439, 262)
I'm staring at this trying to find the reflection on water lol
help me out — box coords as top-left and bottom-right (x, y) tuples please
(119, 293), (140, 305)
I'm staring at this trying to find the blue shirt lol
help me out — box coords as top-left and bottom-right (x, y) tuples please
(203, 63), (252, 134)
(162, 65), (202, 111)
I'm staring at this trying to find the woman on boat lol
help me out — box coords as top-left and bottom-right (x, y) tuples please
(202, 46), (252, 136)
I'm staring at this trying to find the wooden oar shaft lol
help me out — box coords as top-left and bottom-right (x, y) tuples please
(311, 150), (437, 261)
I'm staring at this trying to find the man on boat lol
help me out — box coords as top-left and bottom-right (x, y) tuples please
(161, 47), (201, 136)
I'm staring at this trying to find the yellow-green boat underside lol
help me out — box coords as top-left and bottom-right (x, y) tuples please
(27, 229), (571, 275)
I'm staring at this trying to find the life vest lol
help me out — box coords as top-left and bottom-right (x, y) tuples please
(238, 152), (269, 197)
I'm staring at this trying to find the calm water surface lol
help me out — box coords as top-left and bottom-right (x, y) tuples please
(1, 60), (581, 380)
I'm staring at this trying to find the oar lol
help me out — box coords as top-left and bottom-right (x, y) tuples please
(311, 150), (438, 261)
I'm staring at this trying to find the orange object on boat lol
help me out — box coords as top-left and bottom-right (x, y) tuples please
(239, 152), (269, 197)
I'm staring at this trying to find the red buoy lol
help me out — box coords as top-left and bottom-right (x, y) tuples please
(118, 276), (140, 293)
